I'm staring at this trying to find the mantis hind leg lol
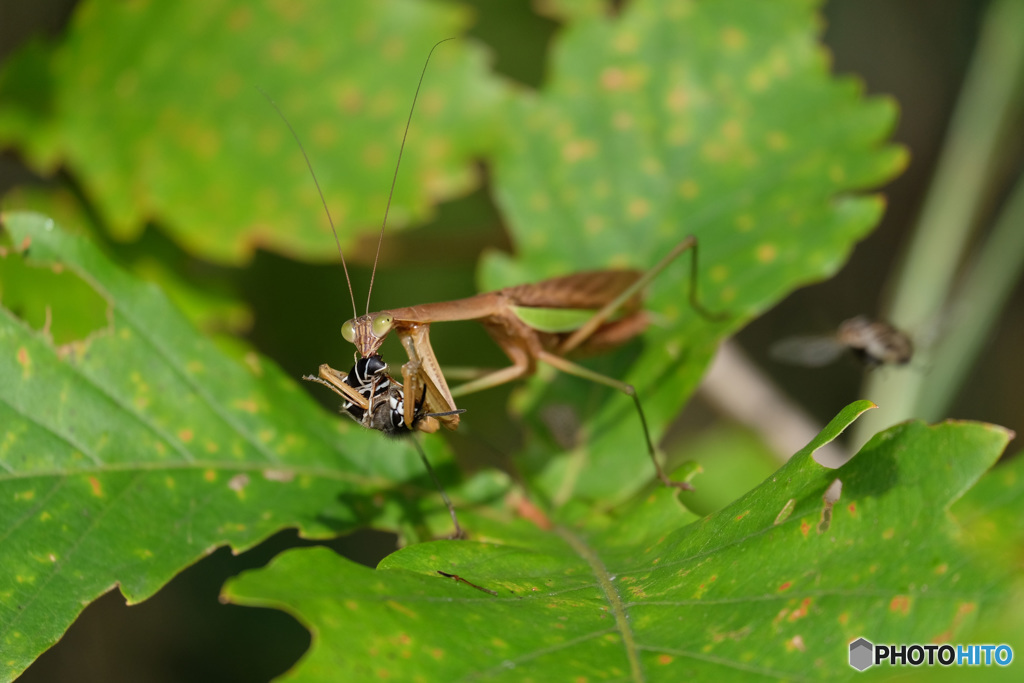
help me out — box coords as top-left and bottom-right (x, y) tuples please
(536, 350), (693, 491)
(559, 235), (724, 355)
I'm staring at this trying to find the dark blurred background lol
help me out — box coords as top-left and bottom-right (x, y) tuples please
(1, 0), (1020, 680)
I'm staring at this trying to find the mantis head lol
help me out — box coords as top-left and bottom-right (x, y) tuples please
(341, 313), (394, 357)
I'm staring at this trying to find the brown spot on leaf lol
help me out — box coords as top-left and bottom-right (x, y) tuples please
(889, 595), (911, 615)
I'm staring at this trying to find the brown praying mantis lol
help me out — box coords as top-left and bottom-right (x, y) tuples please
(320, 236), (723, 491)
(266, 41), (725, 537)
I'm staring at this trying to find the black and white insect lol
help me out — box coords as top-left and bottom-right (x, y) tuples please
(303, 355), (456, 436)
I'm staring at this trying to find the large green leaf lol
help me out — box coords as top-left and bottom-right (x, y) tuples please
(481, 0), (906, 502)
(225, 408), (1013, 681)
(0, 0), (505, 263)
(0, 0), (917, 678)
(0, 212), (506, 680)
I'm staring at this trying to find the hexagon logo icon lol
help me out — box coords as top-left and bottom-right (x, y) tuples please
(849, 638), (874, 671)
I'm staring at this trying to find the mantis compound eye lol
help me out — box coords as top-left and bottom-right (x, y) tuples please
(371, 314), (394, 338)
(341, 320), (356, 343)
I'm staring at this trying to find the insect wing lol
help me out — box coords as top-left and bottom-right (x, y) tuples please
(769, 335), (846, 367)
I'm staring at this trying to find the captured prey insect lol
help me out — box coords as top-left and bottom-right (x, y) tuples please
(303, 354), (465, 537)
(303, 355), (464, 436)
(770, 316), (914, 369)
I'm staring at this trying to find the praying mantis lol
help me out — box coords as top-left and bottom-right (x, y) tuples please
(268, 40), (724, 534)
(313, 235), (723, 490)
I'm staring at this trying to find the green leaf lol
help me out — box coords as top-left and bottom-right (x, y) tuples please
(1, 185), (253, 337)
(0, 212), (507, 680)
(225, 411), (1012, 681)
(0, 0), (506, 263)
(479, 0), (906, 502)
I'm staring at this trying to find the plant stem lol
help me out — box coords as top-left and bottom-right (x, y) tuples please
(853, 0), (1024, 446)
(918, 172), (1024, 419)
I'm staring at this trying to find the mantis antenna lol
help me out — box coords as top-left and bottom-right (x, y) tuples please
(256, 85), (359, 321)
(364, 37), (456, 316)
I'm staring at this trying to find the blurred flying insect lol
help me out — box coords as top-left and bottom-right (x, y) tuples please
(770, 316), (913, 369)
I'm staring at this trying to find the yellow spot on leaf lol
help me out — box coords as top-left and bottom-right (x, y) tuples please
(15, 490), (35, 502)
(178, 428), (194, 443)
(612, 111), (633, 130)
(362, 142), (386, 169)
(721, 26), (747, 50)
(710, 265), (729, 283)
(678, 179), (699, 199)
(628, 198), (650, 220)
(204, 441), (219, 454)
(666, 86), (688, 113)
(701, 140), (728, 163)
(562, 139), (596, 163)
(204, 469), (217, 482)
(747, 68), (770, 92)
(756, 244), (777, 263)
(244, 352), (263, 376)
(345, 599), (359, 611)
(666, 123), (691, 146)
(490, 637), (509, 649)
(88, 476), (103, 497)
(613, 31), (638, 53)
(529, 191), (550, 212)
(17, 346), (31, 378)
(829, 164), (846, 183)
(311, 121), (338, 149)
(601, 67), (627, 91)
(766, 130), (789, 150)
(386, 600), (418, 619)
(227, 6), (251, 31)
(609, 254), (631, 269)
(722, 120), (743, 141)
(39, 511), (51, 522)
(585, 216), (605, 235)
(234, 399), (259, 416)
(735, 214), (754, 232)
